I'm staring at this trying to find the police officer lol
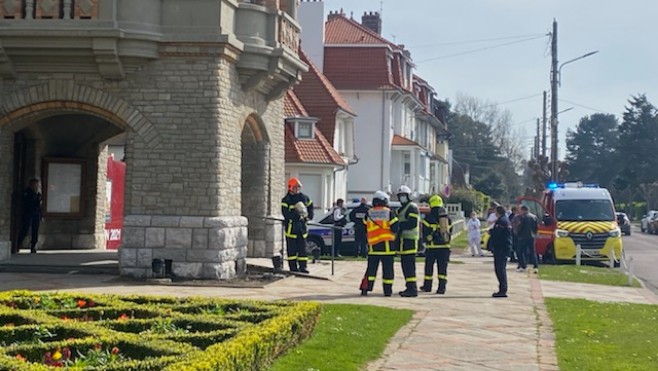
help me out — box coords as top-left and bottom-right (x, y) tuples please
(349, 197), (370, 258)
(396, 185), (420, 297)
(489, 205), (512, 297)
(15, 178), (42, 254)
(421, 194), (452, 294)
(361, 191), (398, 297)
(281, 177), (314, 273)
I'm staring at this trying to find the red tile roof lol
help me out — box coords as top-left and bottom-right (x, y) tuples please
(325, 13), (394, 46)
(324, 13), (411, 91)
(391, 134), (421, 147)
(284, 90), (309, 117)
(284, 91), (345, 166)
(294, 49), (355, 146)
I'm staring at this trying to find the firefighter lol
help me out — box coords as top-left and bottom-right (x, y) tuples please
(281, 177), (314, 273)
(396, 185), (420, 297)
(361, 191), (399, 296)
(421, 194), (453, 294)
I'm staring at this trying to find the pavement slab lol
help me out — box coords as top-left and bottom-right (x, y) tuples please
(0, 251), (656, 370)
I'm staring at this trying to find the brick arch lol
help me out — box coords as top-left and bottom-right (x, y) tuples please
(242, 113), (269, 143)
(0, 83), (162, 148)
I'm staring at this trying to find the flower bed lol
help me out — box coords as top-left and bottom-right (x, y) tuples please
(0, 291), (321, 370)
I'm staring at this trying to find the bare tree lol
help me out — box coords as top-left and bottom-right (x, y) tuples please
(454, 93), (527, 199)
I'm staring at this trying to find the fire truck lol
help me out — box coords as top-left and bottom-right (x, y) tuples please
(519, 182), (623, 265)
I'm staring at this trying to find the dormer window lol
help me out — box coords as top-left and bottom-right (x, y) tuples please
(295, 120), (315, 139)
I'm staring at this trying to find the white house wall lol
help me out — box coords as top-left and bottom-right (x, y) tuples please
(342, 91), (393, 199)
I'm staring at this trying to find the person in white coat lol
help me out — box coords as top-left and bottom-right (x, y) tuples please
(467, 211), (484, 257)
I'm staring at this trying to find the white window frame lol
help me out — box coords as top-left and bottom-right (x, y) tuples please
(295, 121), (314, 139)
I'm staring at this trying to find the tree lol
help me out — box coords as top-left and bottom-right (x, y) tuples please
(615, 95), (658, 201)
(450, 94), (525, 201)
(565, 113), (619, 187)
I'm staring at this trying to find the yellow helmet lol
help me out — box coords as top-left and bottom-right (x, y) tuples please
(429, 194), (443, 208)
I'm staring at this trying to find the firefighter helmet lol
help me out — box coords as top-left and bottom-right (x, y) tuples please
(429, 194), (444, 208)
(373, 190), (389, 203)
(288, 177), (302, 191)
(397, 185), (411, 195)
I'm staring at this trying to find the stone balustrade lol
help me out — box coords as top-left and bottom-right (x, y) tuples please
(0, 0), (98, 20)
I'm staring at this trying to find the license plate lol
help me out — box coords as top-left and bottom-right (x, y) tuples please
(582, 249), (601, 257)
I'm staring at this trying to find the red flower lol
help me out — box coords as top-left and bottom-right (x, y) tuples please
(87, 299), (96, 307)
(15, 354), (26, 362)
(94, 343), (102, 351)
(111, 347), (120, 355)
(77, 299), (87, 308)
(118, 313), (128, 321)
(62, 347), (71, 360)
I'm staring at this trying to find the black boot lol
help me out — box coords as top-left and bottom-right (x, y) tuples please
(298, 261), (309, 274)
(399, 283), (418, 297)
(383, 284), (393, 297)
(421, 280), (432, 292)
(288, 260), (299, 272)
(437, 279), (447, 295)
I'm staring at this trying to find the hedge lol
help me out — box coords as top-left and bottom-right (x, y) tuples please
(0, 291), (321, 370)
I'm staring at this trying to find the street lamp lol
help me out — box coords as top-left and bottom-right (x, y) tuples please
(558, 50), (599, 87)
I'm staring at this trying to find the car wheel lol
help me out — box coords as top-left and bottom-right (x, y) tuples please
(305, 236), (325, 258)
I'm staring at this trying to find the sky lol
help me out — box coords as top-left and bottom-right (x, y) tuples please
(323, 0), (658, 159)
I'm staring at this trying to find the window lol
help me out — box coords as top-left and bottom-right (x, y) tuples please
(403, 153), (411, 175)
(43, 158), (87, 218)
(296, 121), (314, 139)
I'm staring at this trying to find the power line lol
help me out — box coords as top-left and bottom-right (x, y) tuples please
(416, 34), (549, 63)
(558, 99), (609, 114)
(410, 33), (548, 49)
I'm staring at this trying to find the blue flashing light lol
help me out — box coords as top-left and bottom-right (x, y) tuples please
(547, 182), (559, 190)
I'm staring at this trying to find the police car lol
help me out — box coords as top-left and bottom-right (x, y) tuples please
(306, 200), (431, 256)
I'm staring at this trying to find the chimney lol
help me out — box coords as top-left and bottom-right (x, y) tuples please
(327, 8), (345, 22)
(299, 0), (327, 71)
(361, 11), (382, 35)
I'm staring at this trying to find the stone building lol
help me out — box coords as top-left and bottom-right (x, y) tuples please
(0, 0), (307, 279)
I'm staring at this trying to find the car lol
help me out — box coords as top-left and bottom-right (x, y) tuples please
(647, 213), (658, 234)
(616, 212), (631, 236)
(306, 201), (430, 257)
(641, 210), (658, 233)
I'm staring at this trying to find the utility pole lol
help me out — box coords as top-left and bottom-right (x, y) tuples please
(535, 118), (541, 159)
(550, 19), (559, 182)
(542, 90), (547, 158)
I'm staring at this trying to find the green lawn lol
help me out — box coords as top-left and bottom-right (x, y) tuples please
(539, 265), (641, 287)
(270, 304), (413, 371)
(449, 230), (468, 249)
(546, 298), (658, 371)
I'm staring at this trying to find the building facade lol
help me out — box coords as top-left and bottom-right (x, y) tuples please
(0, 0), (307, 279)
(299, 6), (450, 200)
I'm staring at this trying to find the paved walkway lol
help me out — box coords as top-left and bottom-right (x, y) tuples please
(1, 252), (656, 370)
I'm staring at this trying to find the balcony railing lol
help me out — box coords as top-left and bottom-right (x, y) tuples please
(0, 0), (98, 20)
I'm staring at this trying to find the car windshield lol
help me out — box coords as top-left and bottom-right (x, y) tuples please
(555, 200), (615, 222)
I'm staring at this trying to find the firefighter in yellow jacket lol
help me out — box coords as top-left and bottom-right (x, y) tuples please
(396, 185), (420, 297)
(361, 191), (399, 297)
(421, 194), (453, 294)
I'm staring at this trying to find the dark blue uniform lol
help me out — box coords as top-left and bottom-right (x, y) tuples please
(281, 192), (314, 273)
(489, 214), (512, 297)
(17, 186), (42, 254)
(349, 203), (370, 257)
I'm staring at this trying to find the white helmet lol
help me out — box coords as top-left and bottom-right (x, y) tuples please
(397, 185), (411, 195)
(373, 190), (389, 203)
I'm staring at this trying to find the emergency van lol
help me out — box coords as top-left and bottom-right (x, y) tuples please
(520, 182), (623, 265)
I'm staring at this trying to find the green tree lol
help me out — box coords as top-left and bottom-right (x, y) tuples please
(565, 113), (619, 188)
(615, 95), (658, 200)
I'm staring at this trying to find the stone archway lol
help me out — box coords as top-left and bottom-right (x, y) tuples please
(0, 83), (161, 261)
(241, 114), (279, 258)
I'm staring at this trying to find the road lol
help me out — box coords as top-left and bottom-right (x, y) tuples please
(623, 225), (658, 295)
